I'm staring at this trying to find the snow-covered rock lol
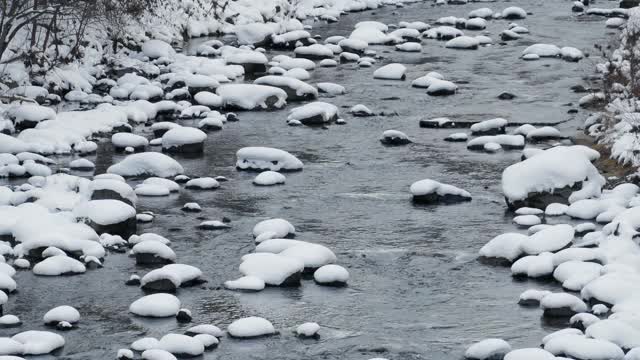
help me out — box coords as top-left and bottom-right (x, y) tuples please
(410, 179), (471, 204)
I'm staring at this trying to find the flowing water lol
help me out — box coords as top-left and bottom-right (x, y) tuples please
(0, 0), (620, 359)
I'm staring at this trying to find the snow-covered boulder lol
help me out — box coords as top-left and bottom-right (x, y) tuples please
(287, 102), (339, 125)
(253, 218), (295, 240)
(108, 153), (184, 178)
(161, 127), (207, 154)
(132, 241), (176, 265)
(33, 256), (85, 276)
(217, 84), (287, 110)
(465, 339), (511, 360)
(129, 293), (180, 317)
(74, 199), (136, 237)
(540, 293), (587, 317)
(112, 133), (148, 152)
(227, 317), (276, 338)
(522, 44), (561, 58)
(479, 233), (527, 265)
(253, 171), (285, 186)
(471, 118), (508, 136)
(520, 224), (574, 255)
(314, 264), (349, 286)
(502, 146), (605, 210)
(157, 334), (204, 357)
(446, 36), (480, 50)
(239, 253), (303, 286)
(140, 264), (204, 292)
(410, 179), (471, 204)
(12, 330), (65, 355)
(501, 7), (527, 20)
(224, 276), (266, 291)
(43, 305), (80, 326)
(380, 130), (411, 146)
(254, 76), (317, 102)
(236, 147), (303, 172)
(142, 40), (174, 59)
(373, 64), (407, 80)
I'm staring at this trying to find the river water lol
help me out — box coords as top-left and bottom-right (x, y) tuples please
(0, 0), (620, 359)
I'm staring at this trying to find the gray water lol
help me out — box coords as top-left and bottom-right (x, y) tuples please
(0, 0), (619, 359)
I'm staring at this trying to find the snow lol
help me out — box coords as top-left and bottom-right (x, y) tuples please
(287, 102), (339, 124)
(141, 264), (202, 289)
(132, 241), (176, 262)
(142, 40), (175, 59)
(187, 324), (224, 337)
(317, 82), (345, 95)
(465, 339), (511, 360)
(519, 289), (552, 305)
(227, 317), (276, 338)
(12, 331), (65, 355)
(523, 44), (561, 58)
(254, 76), (318, 99)
(502, 146), (605, 203)
(511, 253), (554, 278)
(142, 349), (177, 360)
(553, 261), (603, 291)
(520, 224), (574, 255)
(479, 233), (527, 262)
(446, 36), (480, 50)
(540, 292), (588, 314)
(69, 159), (94, 170)
(296, 322), (320, 337)
(544, 334), (624, 360)
(185, 177), (220, 190)
(129, 293), (180, 317)
(74, 199), (135, 226)
(314, 264), (349, 285)
(586, 319), (640, 349)
(43, 305), (80, 324)
(33, 256), (86, 276)
(471, 118), (508, 134)
(217, 84), (287, 110)
(373, 64), (407, 80)
(236, 147), (303, 171)
(467, 135), (524, 150)
(279, 243), (337, 269)
(161, 127), (207, 149)
(254, 171), (286, 186)
(501, 7), (527, 19)
(239, 253), (303, 286)
(194, 92), (223, 107)
(157, 334), (204, 357)
(410, 179), (471, 199)
(224, 276), (266, 291)
(546, 203), (569, 216)
(504, 348), (554, 360)
(108, 153), (184, 178)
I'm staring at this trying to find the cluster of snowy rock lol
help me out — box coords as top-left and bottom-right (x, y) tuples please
(421, 116), (569, 154)
(222, 218), (350, 291)
(468, 138), (640, 359)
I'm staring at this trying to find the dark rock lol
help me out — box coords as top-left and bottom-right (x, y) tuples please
(505, 184), (579, 211)
(498, 92), (517, 100)
(620, 0), (640, 9)
(88, 217), (137, 238)
(141, 278), (177, 292)
(162, 142), (204, 155)
(226, 113), (239, 122)
(412, 193), (472, 204)
(125, 277), (141, 286)
(543, 307), (579, 318)
(176, 309), (192, 323)
(571, 85), (589, 93)
(135, 252), (174, 265)
(380, 137), (411, 146)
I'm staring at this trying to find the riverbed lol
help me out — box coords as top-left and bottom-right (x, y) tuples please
(0, 1), (619, 359)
